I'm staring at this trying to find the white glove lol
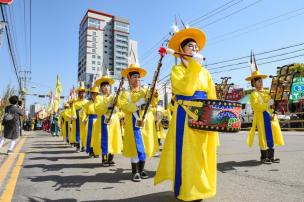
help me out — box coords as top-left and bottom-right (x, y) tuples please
(166, 48), (175, 55)
(136, 98), (146, 108)
(268, 99), (274, 106)
(192, 53), (205, 63)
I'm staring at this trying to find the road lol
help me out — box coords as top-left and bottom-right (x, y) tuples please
(0, 130), (304, 202)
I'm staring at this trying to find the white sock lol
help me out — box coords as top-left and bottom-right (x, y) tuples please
(8, 140), (16, 151)
(0, 137), (5, 148)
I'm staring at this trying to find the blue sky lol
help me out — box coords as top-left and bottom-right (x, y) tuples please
(1, 0), (304, 109)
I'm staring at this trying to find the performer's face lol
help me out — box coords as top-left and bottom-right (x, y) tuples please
(78, 91), (85, 99)
(91, 92), (97, 101)
(183, 42), (199, 55)
(101, 84), (110, 95)
(129, 74), (141, 89)
(254, 78), (263, 89)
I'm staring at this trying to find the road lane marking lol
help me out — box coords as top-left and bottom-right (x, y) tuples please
(0, 138), (26, 184)
(0, 153), (25, 202)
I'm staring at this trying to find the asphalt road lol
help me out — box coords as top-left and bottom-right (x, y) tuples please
(0, 130), (304, 202)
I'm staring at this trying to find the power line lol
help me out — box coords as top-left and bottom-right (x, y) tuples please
(208, 47), (304, 71)
(211, 54), (304, 74)
(209, 7), (304, 42)
(200, 0), (263, 28)
(208, 9), (304, 46)
(206, 42), (304, 66)
(23, 0), (28, 69)
(0, 5), (22, 91)
(189, 0), (243, 26)
(139, 0), (246, 66)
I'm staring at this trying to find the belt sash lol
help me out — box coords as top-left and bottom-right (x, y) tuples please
(263, 111), (274, 149)
(174, 91), (207, 197)
(76, 109), (81, 143)
(101, 115), (109, 155)
(132, 114), (146, 161)
(86, 114), (98, 153)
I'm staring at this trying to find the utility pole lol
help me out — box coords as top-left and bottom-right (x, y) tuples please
(0, 21), (6, 47)
(19, 70), (32, 113)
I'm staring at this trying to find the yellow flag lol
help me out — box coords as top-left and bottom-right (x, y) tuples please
(53, 75), (62, 113)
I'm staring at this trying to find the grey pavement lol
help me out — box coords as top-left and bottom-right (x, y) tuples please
(2, 130), (304, 202)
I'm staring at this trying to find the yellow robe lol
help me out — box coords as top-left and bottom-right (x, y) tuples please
(154, 59), (219, 201)
(71, 98), (89, 146)
(95, 95), (123, 155)
(119, 88), (159, 158)
(167, 102), (175, 123)
(247, 90), (285, 149)
(60, 109), (71, 142)
(82, 99), (98, 153)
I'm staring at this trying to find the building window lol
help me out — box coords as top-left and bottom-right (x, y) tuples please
(93, 31), (96, 35)
(92, 61), (96, 64)
(97, 56), (101, 59)
(104, 51), (108, 53)
(92, 55), (96, 58)
(92, 49), (96, 52)
(105, 40), (108, 42)
(97, 61), (101, 65)
(92, 67), (96, 71)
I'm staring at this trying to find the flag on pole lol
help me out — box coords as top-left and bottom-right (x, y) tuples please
(53, 75), (62, 113)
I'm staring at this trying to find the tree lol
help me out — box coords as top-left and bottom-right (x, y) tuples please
(0, 85), (16, 132)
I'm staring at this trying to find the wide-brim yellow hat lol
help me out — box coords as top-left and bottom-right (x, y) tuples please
(245, 71), (268, 81)
(168, 28), (206, 56)
(95, 76), (115, 86)
(90, 86), (99, 93)
(64, 103), (70, 108)
(77, 86), (86, 92)
(121, 63), (147, 78)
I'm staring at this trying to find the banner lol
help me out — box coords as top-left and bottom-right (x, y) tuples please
(0, 0), (13, 4)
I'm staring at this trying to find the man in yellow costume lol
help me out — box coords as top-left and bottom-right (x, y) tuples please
(245, 52), (284, 164)
(82, 86), (99, 157)
(71, 82), (88, 152)
(59, 103), (72, 143)
(119, 64), (159, 182)
(95, 75), (123, 166)
(154, 26), (218, 201)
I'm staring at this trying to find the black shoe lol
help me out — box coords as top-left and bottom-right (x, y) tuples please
(107, 154), (115, 166)
(140, 171), (149, 179)
(271, 158), (280, 163)
(132, 173), (141, 182)
(261, 158), (272, 164)
(101, 161), (110, 167)
(108, 161), (116, 166)
(81, 147), (85, 152)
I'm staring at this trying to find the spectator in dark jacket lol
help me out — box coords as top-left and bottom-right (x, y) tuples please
(0, 95), (25, 154)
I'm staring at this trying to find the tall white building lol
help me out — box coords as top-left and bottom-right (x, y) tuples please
(78, 10), (138, 88)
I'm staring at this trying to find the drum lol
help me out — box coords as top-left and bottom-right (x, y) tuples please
(188, 99), (241, 132)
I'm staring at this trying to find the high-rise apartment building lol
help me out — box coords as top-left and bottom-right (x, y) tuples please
(78, 9), (137, 88)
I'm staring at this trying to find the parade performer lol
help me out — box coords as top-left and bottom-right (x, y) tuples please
(82, 86), (99, 157)
(119, 63), (159, 182)
(71, 83), (88, 152)
(245, 52), (284, 164)
(59, 103), (71, 143)
(154, 26), (219, 201)
(153, 102), (166, 148)
(95, 75), (123, 166)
